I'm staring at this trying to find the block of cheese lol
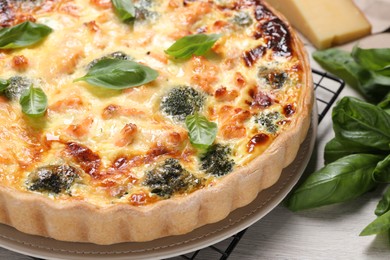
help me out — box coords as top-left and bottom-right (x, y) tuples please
(266, 0), (372, 49)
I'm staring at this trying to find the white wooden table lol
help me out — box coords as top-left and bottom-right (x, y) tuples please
(1, 1), (389, 259)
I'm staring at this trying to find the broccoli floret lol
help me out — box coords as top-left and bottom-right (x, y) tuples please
(233, 11), (253, 27)
(254, 111), (282, 134)
(27, 165), (80, 194)
(143, 158), (204, 198)
(135, 0), (157, 21)
(200, 144), (235, 176)
(258, 68), (288, 89)
(136, 0), (153, 7)
(109, 51), (132, 60)
(160, 86), (205, 121)
(254, 111), (283, 134)
(87, 51), (133, 69)
(4, 76), (31, 101)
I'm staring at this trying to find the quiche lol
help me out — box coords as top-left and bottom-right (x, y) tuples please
(0, 0), (313, 244)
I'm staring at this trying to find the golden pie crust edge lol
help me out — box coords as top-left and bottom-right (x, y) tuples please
(0, 3), (314, 245)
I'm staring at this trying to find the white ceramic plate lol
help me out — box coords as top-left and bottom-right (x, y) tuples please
(0, 108), (317, 260)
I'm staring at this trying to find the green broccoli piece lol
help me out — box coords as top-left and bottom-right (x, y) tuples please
(200, 144), (235, 176)
(27, 165), (80, 194)
(143, 158), (204, 198)
(135, 0), (157, 20)
(254, 111), (282, 134)
(233, 11), (253, 27)
(4, 76), (31, 101)
(160, 86), (205, 121)
(258, 68), (288, 89)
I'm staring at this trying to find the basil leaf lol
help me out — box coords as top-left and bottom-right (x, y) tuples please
(324, 137), (378, 164)
(165, 34), (221, 59)
(285, 154), (383, 211)
(358, 69), (390, 101)
(74, 58), (158, 89)
(375, 186), (390, 216)
(352, 45), (390, 75)
(372, 154), (390, 183)
(185, 113), (217, 149)
(19, 85), (48, 117)
(378, 92), (390, 114)
(332, 97), (390, 151)
(112, 0), (135, 22)
(0, 79), (9, 92)
(313, 49), (361, 89)
(360, 209), (390, 236)
(313, 49), (390, 102)
(0, 21), (53, 49)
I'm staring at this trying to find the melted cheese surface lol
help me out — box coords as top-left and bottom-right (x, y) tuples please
(0, 0), (306, 206)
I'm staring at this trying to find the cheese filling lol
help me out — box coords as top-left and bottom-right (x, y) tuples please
(0, 0), (305, 206)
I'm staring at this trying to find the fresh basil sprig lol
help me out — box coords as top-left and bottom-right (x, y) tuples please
(372, 154), (390, 183)
(19, 85), (48, 117)
(378, 92), (390, 114)
(375, 186), (390, 217)
(0, 21), (53, 49)
(332, 97), (390, 151)
(352, 46), (390, 75)
(360, 186), (390, 238)
(313, 47), (390, 103)
(286, 97), (390, 211)
(360, 185), (390, 236)
(324, 137), (377, 164)
(112, 0), (136, 22)
(291, 46), (390, 243)
(285, 153), (383, 211)
(74, 58), (158, 89)
(165, 34), (222, 59)
(185, 113), (217, 149)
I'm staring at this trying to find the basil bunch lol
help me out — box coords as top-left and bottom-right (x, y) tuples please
(75, 58), (158, 89)
(165, 34), (221, 59)
(286, 97), (390, 238)
(0, 21), (53, 49)
(286, 97), (390, 207)
(0, 79), (47, 117)
(185, 113), (217, 150)
(313, 46), (390, 103)
(287, 46), (390, 243)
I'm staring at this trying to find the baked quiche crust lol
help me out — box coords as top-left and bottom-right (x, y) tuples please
(0, 0), (313, 244)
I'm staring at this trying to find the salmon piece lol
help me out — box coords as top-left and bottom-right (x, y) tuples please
(215, 87), (239, 102)
(219, 106), (250, 124)
(235, 72), (247, 88)
(49, 95), (84, 113)
(66, 117), (94, 138)
(191, 56), (219, 94)
(11, 55), (29, 71)
(90, 0), (112, 9)
(220, 124), (246, 139)
(149, 52), (168, 64)
(84, 20), (100, 32)
(115, 123), (138, 147)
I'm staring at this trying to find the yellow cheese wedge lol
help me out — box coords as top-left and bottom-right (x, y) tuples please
(266, 0), (372, 49)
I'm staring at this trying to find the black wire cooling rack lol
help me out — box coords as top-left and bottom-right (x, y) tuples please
(313, 69), (345, 123)
(172, 69), (345, 260)
(26, 69), (344, 260)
